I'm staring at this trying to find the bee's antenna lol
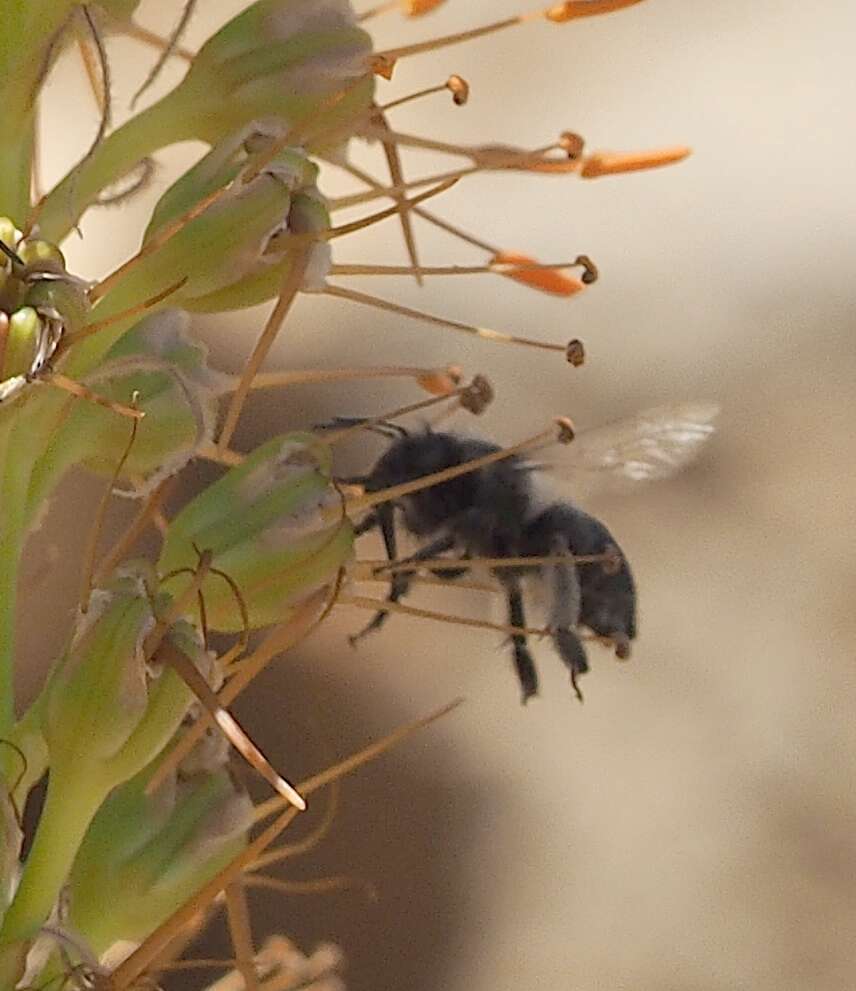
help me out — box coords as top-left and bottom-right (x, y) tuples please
(315, 416), (409, 441)
(316, 375), (493, 445)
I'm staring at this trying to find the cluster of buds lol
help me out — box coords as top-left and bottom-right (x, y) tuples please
(0, 0), (692, 989)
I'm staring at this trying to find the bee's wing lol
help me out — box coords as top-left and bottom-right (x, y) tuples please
(542, 402), (719, 495)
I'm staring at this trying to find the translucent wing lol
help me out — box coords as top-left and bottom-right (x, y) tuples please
(543, 402), (719, 495)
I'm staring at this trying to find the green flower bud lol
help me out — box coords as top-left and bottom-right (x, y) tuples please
(42, 567), (199, 778)
(0, 569), (214, 951)
(67, 760), (250, 957)
(27, 309), (227, 509)
(0, 221), (90, 408)
(87, 161), (295, 337)
(159, 434), (353, 632)
(37, 1), (375, 241)
(149, 137), (333, 314)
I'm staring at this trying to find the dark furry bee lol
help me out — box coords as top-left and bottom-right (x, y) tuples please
(338, 404), (717, 703)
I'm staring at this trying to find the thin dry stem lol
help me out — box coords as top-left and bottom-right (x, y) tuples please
(224, 882), (259, 991)
(217, 251), (310, 454)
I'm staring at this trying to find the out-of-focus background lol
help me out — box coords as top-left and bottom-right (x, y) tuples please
(23, 1), (856, 989)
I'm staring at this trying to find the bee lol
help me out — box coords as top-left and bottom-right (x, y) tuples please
(337, 404), (718, 703)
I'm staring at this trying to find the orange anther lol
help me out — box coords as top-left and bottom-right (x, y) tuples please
(580, 145), (691, 177)
(492, 252), (586, 298)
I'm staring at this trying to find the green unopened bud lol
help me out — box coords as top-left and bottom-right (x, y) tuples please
(43, 568), (198, 778)
(68, 760), (250, 957)
(159, 434), (353, 632)
(152, 138), (333, 314)
(0, 221), (90, 408)
(90, 164), (295, 329)
(29, 309), (227, 506)
(0, 568), (215, 953)
(36, 1), (374, 241)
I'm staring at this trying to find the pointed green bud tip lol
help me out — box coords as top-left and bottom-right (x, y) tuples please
(159, 433), (353, 632)
(56, 309), (228, 493)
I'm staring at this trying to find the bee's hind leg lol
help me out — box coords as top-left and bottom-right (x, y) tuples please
(350, 520), (455, 644)
(545, 556), (589, 702)
(505, 581), (539, 704)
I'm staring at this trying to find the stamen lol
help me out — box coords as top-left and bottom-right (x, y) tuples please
(323, 284), (570, 354)
(255, 698), (464, 821)
(580, 145), (691, 177)
(224, 882), (259, 991)
(159, 639), (307, 811)
(329, 258), (589, 297)
(378, 75), (470, 112)
(337, 418), (574, 518)
(145, 590), (330, 796)
(43, 372), (145, 420)
(370, 0), (647, 76)
(355, 550), (620, 574)
(250, 782), (340, 869)
(61, 277), (187, 350)
(339, 593), (548, 637)
(231, 363), (462, 395)
(357, 0), (401, 20)
(89, 184), (226, 303)
(217, 249), (310, 454)
(244, 874), (377, 901)
(358, 0), (448, 21)
(111, 803), (303, 991)
(324, 177), (459, 240)
(329, 165), (478, 209)
(195, 442), (245, 467)
(78, 393), (140, 614)
(357, 571), (498, 593)
(318, 374), (491, 444)
(114, 700), (461, 990)
(375, 110), (423, 285)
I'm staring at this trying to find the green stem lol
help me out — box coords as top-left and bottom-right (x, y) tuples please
(0, 763), (108, 956)
(0, 415), (29, 738)
(0, 0), (78, 222)
(36, 97), (188, 244)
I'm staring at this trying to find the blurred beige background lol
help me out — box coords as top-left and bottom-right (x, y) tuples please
(22, 1), (856, 989)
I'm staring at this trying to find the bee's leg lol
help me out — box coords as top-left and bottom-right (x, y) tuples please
(506, 582), (538, 704)
(352, 510), (379, 537)
(430, 553), (470, 580)
(546, 556), (588, 702)
(350, 529), (456, 644)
